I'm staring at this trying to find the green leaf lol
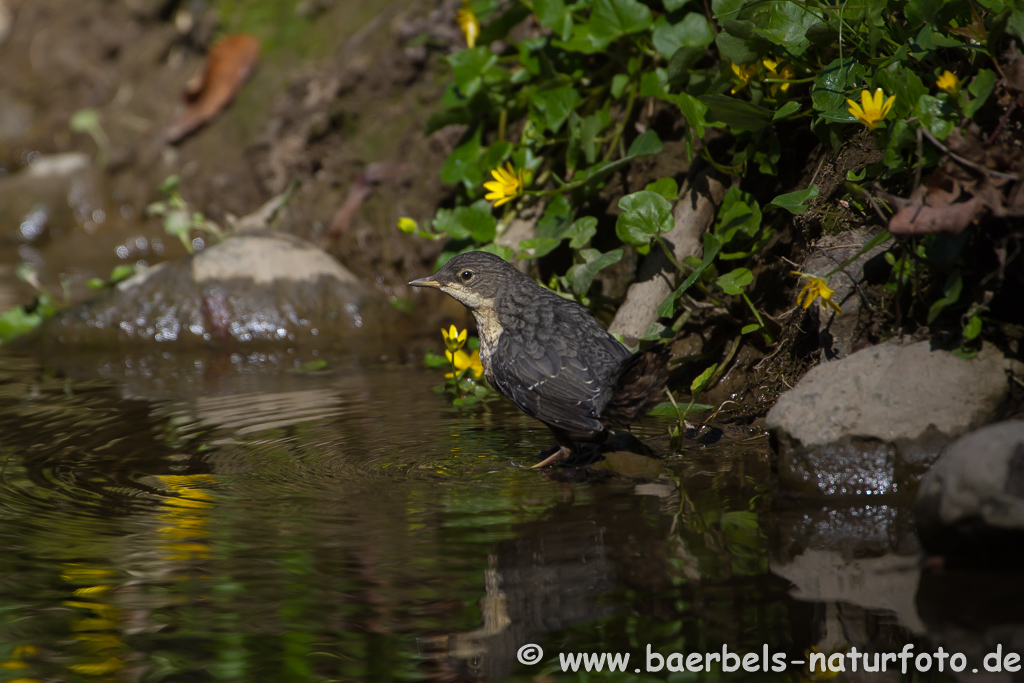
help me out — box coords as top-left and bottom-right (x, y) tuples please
(754, 0), (819, 55)
(611, 74), (630, 98)
(965, 69), (997, 118)
(626, 129), (663, 157)
(915, 94), (955, 141)
(569, 249), (624, 296)
(766, 185), (819, 214)
(439, 129), (482, 186)
(518, 237), (562, 257)
(590, 0), (653, 44)
(534, 0), (571, 38)
(533, 84), (581, 133)
(773, 100), (801, 120)
(741, 323), (762, 334)
(699, 94), (773, 131)
(657, 232), (723, 317)
(579, 112), (609, 164)
(676, 92), (709, 138)
(664, 0), (689, 9)
(449, 47), (498, 97)
(616, 191), (674, 246)
(0, 306), (43, 344)
(714, 267), (753, 295)
(690, 363), (718, 394)
(645, 177), (679, 201)
(536, 194), (572, 239)
(811, 57), (865, 112)
(652, 13), (714, 59)
(648, 401), (715, 416)
(927, 270), (962, 324)
(566, 216), (598, 248)
(713, 186), (764, 258)
(963, 314), (983, 340)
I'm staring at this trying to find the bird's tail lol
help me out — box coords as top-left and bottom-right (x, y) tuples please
(601, 344), (671, 426)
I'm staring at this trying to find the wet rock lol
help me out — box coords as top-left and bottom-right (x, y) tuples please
(40, 233), (399, 350)
(915, 420), (1024, 563)
(767, 341), (1010, 496)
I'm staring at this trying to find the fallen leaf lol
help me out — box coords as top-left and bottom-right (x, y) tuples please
(167, 34), (260, 144)
(888, 196), (983, 235)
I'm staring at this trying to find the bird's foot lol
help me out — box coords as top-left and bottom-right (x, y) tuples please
(531, 445), (573, 468)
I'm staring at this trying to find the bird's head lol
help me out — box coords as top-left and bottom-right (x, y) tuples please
(408, 251), (514, 310)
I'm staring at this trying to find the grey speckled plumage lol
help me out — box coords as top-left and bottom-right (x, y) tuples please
(409, 251), (669, 460)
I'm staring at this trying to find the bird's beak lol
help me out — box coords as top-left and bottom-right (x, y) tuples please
(408, 276), (441, 289)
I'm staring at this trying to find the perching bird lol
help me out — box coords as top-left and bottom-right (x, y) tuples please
(409, 251), (670, 467)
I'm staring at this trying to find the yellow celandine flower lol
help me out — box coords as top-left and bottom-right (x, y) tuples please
(791, 271), (842, 314)
(445, 348), (484, 379)
(397, 217), (417, 234)
(762, 57), (795, 95)
(441, 324), (467, 353)
(936, 70), (960, 96)
(456, 1), (480, 48)
(846, 88), (896, 130)
(483, 162), (525, 207)
(730, 61), (760, 93)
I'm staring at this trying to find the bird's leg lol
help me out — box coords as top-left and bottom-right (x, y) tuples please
(531, 427), (575, 468)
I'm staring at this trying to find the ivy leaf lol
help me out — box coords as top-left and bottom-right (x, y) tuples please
(533, 84), (581, 133)
(627, 129), (663, 157)
(589, 0), (653, 45)
(569, 248), (624, 296)
(714, 267), (754, 295)
(965, 69), (996, 118)
(439, 129), (482, 186)
(652, 13), (714, 59)
(754, 0), (819, 55)
(449, 47), (498, 97)
(645, 178), (680, 201)
(766, 185), (819, 214)
(811, 57), (865, 112)
(616, 191), (674, 246)
(566, 216), (598, 248)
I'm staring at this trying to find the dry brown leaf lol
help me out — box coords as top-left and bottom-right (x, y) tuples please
(888, 196), (984, 235)
(167, 34), (260, 144)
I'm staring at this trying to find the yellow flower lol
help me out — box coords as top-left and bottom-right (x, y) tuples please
(456, 1), (480, 48)
(846, 88), (895, 130)
(936, 70), (960, 96)
(792, 271), (842, 314)
(445, 348), (484, 379)
(441, 325), (467, 353)
(763, 57), (795, 95)
(483, 162), (525, 207)
(730, 61), (760, 93)
(397, 217), (417, 234)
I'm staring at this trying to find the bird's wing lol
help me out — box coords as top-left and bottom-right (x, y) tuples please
(487, 306), (628, 435)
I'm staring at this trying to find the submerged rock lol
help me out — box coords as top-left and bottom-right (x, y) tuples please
(767, 341), (1010, 496)
(40, 232), (398, 350)
(915, 420), (1024, 562)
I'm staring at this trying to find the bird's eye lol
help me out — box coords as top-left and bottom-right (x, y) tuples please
(460, 270), (473, 282)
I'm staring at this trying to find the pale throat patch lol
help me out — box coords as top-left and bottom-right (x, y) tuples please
(440, 284), (503, 375)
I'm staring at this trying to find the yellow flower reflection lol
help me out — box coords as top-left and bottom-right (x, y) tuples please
(792, 271), (842, 314)
(936, 70), (960, 96)
(456, 1), (480, 48)
(483, 162), (525, 207)
(445, 348), (484, 379)
(730, 61), (759, 93)
(441, 324), (467, 353)
(846, 88), (895, 130)
(763, 57), (795, 96)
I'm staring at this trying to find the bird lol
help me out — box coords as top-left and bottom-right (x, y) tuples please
(409, 251), (670, 467)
